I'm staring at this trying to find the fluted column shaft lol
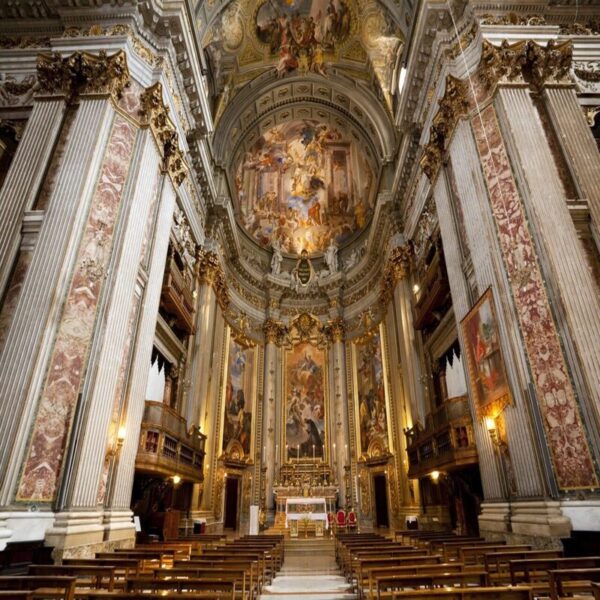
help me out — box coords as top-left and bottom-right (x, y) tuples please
(543, 86), (600, 237)
(262, 340), (277, 511)
(332, 338), (349, 504)
(0, 97), (66, 297)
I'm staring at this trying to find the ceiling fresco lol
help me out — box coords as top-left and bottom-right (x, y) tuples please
(235, 119), (376, 254)
(202, 0), (404, 120)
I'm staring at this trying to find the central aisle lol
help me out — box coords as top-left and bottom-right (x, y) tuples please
(260, 538), (356, 600)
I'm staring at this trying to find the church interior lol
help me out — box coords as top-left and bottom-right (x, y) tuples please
(0, 0), (600, 597)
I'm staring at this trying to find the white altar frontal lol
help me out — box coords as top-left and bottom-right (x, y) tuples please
(285, 497), (328, 537)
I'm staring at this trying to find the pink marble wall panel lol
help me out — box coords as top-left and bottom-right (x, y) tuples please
(17, 115), (137, 502)
(117, 80), (144, 119)
(139, 169), (161, 269)
(0, 250), (32, 353)
(471, 105), (598, 490)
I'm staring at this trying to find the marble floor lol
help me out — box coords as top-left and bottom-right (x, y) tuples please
(260, 539), (356, 600)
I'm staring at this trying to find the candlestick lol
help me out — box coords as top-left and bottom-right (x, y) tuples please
(312, 444), (315, 461)
(263, 445), (266, 460)
(297, 444), (300, 460)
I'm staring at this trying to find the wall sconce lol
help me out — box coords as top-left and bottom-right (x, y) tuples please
(412, 284), (420, 295)
(117, 426), (126, 447)
(485, 416), (499, 446)
(430, 470), (440, 482)
(172, 475), (181, 485)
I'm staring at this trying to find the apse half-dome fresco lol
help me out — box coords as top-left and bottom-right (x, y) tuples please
(235, 119), (376, 254)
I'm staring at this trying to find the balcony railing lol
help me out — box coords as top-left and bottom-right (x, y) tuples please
(135, 400), (206, 483)
(405, 396), (478, 479)
(160, 256), (195, 335)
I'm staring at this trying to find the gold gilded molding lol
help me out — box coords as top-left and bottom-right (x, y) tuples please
(379, 243), (412, 308)
(36, 50), (130, 101)
(196, 248), (230, 309)
(139, 82), (188, 187)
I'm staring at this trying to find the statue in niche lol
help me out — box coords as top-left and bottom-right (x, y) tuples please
(270, 240), (282, 275)
(290, 249), (314, 291)
(324, 240), (338, 274)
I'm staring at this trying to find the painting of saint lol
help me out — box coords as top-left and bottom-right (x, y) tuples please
(355, 332), (389, 455)
(285, 342), (326, 459)
(222, 338), (256, 456)
(461, 289), (511, 419)
(235, 119), (375, 254)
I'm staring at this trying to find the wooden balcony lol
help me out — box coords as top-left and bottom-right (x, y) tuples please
(160, 256), (195, 335)
(405, 396), (478, 479)
(135, 401), (206, 483)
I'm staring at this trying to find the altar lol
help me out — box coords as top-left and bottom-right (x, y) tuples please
(285, 497), (328, 537)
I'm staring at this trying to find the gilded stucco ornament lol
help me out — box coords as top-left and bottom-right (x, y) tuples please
(139, 82), (188, 187)
(36, 50), (130, 101)
(379, 243), (412, 308)
(421, 39), (573, 182)
(196, 248), (230, 309)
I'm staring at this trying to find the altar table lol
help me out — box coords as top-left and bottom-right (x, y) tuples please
(285, 497), (328, 530)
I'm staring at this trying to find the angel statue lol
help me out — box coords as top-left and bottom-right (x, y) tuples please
(270, 240), (282, 275)
(324, 240), (338, 274)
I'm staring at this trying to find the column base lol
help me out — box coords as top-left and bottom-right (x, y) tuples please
(479, 501), (572, 548)
(0, 510), (55, 551)
(560, 499), (600, 532)
(45, 510), (134, 560)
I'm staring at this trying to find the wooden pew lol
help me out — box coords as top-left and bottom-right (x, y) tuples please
(74, 592), (232, 599)
(63, 557), (140, 581)
(592, 582), (600, 600)
(125, 575), (236, 599)
(376, 570), (489, 600)
(363, 562), (478, 600)
(28, 564), (116, 591)
(354, 555), (441, 592)
(96, 549), (173, 569)
(484, 550), (562, 584)
(458, 545), (529, 564)
(439, 540), (500, 559)
(390, 587), (533, 600)
(0, 575), (77, 600)
(510, 557), (600, 586)
(549, 568), (600, 600)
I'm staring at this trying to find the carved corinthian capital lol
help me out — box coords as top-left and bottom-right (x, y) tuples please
(196, 248), (230, 309)
(326, 317), (346, 343)
(140, 82), (188, 187)
(379, 243), (412, 307)
(262, 318), (287, 345)
(36, 50), (130, 100)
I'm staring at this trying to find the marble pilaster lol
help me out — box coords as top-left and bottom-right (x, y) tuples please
(331, 335), (349, 504)
(0, 97), (66, 298)
(262, 338), (277, 511)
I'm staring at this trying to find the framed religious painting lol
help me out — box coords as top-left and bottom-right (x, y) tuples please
(461, 288), (511, 420)
(221, 331), (258, 461)
(283, 341), (328, 462)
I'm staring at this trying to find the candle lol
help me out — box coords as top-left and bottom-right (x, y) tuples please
(312, 444), (315, 461)
(263, 445), (266, 459)
(297, 444), (300, 460)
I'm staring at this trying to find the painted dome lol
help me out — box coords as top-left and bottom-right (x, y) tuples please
(234, 119), (376, 254)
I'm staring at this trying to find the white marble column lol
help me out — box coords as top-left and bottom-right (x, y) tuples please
(497, 87), (600, 457)
(44, 133), (164, 553)
(0, 97), (115, 509)
(0, 97), (66, 297)
(262, 330), (278, 511)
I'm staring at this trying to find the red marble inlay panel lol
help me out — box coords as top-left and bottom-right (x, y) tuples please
(471, 105), (597, 489)
(17, 116), (137, 502)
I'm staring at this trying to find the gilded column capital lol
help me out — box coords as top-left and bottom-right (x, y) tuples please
(140, 82), (188, 187)
(379, 243), (412, 307)
(196, 248), (230, 309)
(262, 318), (287, 345)
(36, 50), (130, 101)
(525, 39), (573, 90)
(326, 317), (346, 343)
(420, 76), (468, 181)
